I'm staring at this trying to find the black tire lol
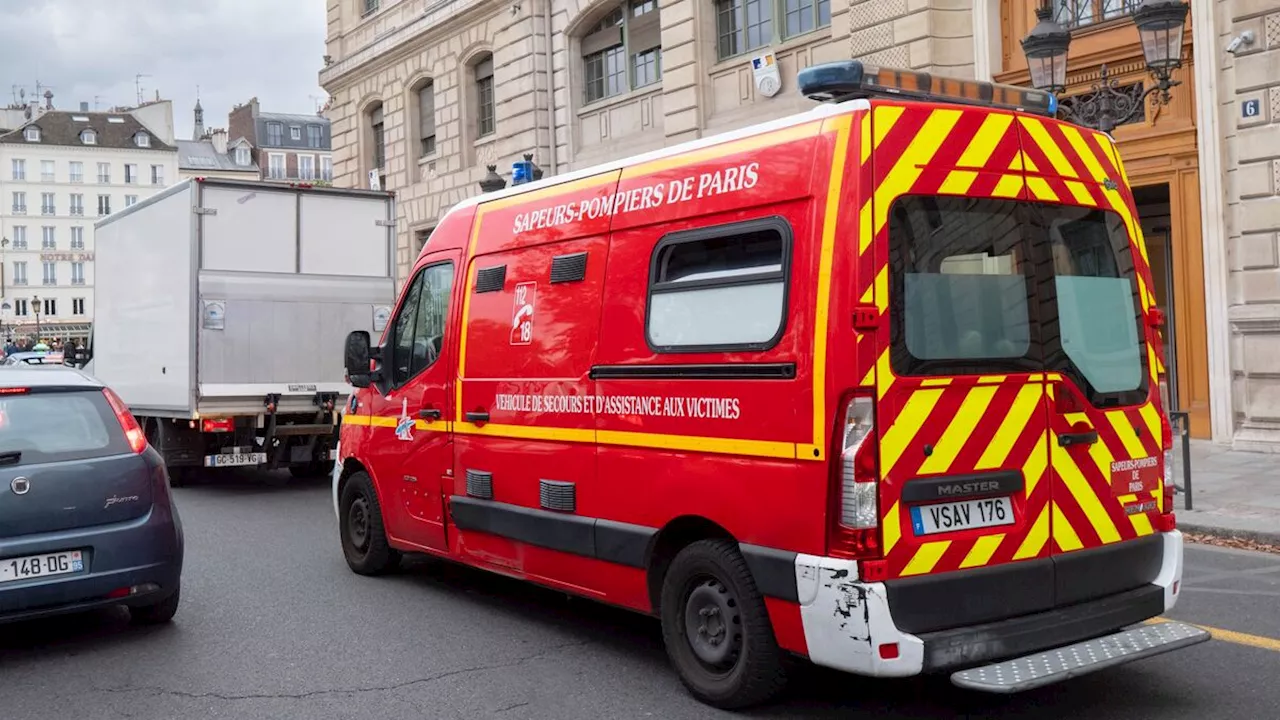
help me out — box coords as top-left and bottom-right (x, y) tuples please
(339, 471), (400, 575)
(129, 586), (180, 625)
(659, 539), (787, 709)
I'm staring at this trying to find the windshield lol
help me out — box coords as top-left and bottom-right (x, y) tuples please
(888, 195), (1148, 406)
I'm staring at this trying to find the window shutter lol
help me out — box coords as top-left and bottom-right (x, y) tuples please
(475, 57), (494, 80)
(628, 10), (661, 53)
(582, 25), (623, 56)
(419, 84), (435, 137)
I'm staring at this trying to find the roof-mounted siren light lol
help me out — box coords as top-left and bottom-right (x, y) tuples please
(798, 60), (1059, 118)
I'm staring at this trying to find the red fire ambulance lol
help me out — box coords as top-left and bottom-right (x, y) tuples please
(333, 61), (1208, 708)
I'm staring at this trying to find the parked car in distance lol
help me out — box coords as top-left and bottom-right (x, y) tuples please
(0, 365), (183, 625)
(2, 352), (63, 366)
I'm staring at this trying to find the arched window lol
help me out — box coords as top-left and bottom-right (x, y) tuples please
(411, 79), (437, 157)
(714, 0), (830, 59)
(368, 103), (385, 170)
(581, 1), (662, 104)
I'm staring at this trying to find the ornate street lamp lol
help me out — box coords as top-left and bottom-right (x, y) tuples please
(1020, 0), (1190, 133)
(32, 295), (41, 342)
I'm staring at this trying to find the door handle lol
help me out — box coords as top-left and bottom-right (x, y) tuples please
(1058, 430), (1099, 447)
(465, 410), (490, 423)
(418, 408), (442, 420)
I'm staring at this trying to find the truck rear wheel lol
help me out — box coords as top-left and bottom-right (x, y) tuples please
(659, 539), (787, 709)
(339, 471), (400, 575)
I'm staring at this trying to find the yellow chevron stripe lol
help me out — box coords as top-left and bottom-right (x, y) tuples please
(1019, 151), (1039, 173)
(873, 109), (964, 235)
(1013, 505), (1050, 560)
(860, 113), (872, 165)
(882, 500), (902, 555)
(1022, 430), (1049, 497)
(1058, 125), (1110, 182)
(859, 200), (873, 254)
(1129, 505), (1155, 535)
(976, 383), (1042, 470)
(920, 378), (952, 387)
(1020, 117), (1080, 177)
(992, 173), (1023, 197)
(1064, 179), (1097, 206)
(1027, 175), (1059, 202)
(1052, 444), (1122, 544)
(874, 264), (888, 314)
(958, 113), (1014, 167)
(918, 385), (998, 474)
(876, 348), (894, 400)
(861, 365), (875, 388)
(1052, 502), (1084, 551)
(879, 388), (945, 476)
(960, 533), (1005, 569)
(1139, 402), (1163, 447)
(872, 105), (905, 149)
(938, 170), (979, 195)
(901, 541), (951, 577)
(1105, 410), (1149, 460)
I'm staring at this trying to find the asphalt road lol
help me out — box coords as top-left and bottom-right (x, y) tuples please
(1, 471), (1278, 720)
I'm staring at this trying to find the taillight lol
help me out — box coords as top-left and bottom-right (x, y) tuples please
(202, 417), (235, 433)
(0, 387), (29, 395)
(102, 387), (147, 454)
(1158, 417), (1177, 531)
(831, 392), (881, 559)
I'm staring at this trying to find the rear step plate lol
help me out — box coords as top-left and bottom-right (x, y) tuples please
(950, 621), (1209, 693)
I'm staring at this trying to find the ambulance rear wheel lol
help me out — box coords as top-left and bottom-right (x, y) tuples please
(660, 539), (787, 709)
(339, 471), (400, 575)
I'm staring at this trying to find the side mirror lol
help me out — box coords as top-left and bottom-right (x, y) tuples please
(344, 331), (373, 389)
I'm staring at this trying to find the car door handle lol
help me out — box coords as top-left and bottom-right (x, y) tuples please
(418, 408), (442, 420)
(465, 411), (490, 423)
(1058, 430), (1099, 447)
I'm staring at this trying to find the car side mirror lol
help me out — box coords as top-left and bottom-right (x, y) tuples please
(345, 331), (373, 389)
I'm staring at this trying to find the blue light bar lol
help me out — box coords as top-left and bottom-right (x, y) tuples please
(798, 61), (1058, 118)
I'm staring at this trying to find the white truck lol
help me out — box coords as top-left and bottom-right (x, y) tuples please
(86, 178), (397, 483)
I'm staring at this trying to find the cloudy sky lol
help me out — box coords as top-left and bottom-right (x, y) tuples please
(0, 0), (327, 140)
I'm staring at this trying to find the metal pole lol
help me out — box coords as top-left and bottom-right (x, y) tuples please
(1179, 412), (1193, 511)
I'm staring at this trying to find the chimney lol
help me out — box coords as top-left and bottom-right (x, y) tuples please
(210, 128), (228, 155)
(79, 101), (89, 112)
(43, 89), (53, 110)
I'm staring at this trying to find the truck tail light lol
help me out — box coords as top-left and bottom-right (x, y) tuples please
(830, 392), (881, 559)
(102, 387), (147, 454)
(202, 417), (235, 433)
(1158, 417), (1177, 531)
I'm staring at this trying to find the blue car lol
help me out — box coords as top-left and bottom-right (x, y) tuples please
(0, 366), (183, 624)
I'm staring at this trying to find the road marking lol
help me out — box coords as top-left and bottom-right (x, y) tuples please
(1147, 618), (1280, 653)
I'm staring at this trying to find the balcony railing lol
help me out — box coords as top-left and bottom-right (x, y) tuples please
(1053, 0), (1140, 29)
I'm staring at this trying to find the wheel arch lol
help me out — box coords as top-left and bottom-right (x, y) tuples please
(646, 515), (737, 614)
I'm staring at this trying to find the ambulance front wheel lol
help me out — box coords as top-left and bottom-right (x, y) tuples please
(660, 539), (788, 709)
(339, 471), (401, 575)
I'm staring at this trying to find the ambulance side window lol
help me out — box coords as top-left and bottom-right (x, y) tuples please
(646, 217), (790, 353)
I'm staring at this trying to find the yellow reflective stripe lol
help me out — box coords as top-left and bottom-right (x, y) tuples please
(920, 378), (952, 387)
(1013, 505), (1050, 559)
(872, 105), (905, 149)
(343, 415), (372, 426)
(1139, 403), (1163, 446)
(1053, 444), (1122, 544)
(959, 533), (1005, 569)
(860, 113), (872, 165)
(958, 113), (1014, 168)
(882, 500), (902, 556)
(976, 383), (1042, 470)
(1106, 410), (1149, 460)
(859, 200), (873, 254)
(938, 170), (979, 196)
(1129, 506), (1155, 535)
(1026, 176), (1059, 202)
(1064, 180), (1096, 206)
(874, 264), (888, 315)
(879, 388), (945, 476)
(1019, 117), (1079, 178)
(1021, 430), (1049, 497)
(992, 173), (1023, 197)
(873, 109), (963, 236)
(876, 348), (894, 400)
(918, 385), (997, 475)
(901, 541), (951, 577)
(1051, 502), (1084, 552)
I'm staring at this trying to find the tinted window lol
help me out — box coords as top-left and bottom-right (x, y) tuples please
(388, 273), (425, 386)
(1041, 206), (1144, 396)
(0, 390), (128, 466)
(410, 263), (455, 376)
(889, 196), (1038, 375)
(648, 219), (789, 351)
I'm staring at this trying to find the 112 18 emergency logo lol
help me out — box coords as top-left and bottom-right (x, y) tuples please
(510, 282), (537, 346)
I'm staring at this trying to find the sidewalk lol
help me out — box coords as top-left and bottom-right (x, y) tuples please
(1173, 440), (1280, 544)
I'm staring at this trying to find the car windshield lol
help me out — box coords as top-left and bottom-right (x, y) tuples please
(0, 390), (128, 467)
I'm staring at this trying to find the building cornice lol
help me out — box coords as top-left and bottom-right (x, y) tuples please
(319, 0), (499, 89)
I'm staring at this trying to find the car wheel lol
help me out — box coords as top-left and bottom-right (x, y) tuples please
(339, 471), (400, 575)
(659, 539), (787, 709)
(129, 586), (181, 625)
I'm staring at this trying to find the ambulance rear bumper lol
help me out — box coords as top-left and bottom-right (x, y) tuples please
(793, 530), (1185, 681)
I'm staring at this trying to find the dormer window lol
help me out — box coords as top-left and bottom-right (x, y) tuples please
(134, 132), (151, 148)
(235, 146), (250, 166)
(81, 129), (97, 145)
(24, 126), (40, 142)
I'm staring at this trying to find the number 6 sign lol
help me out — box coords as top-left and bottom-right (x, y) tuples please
(510, 281), (537, 346)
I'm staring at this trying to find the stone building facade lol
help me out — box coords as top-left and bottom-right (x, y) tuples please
(319, 0), (979, 279)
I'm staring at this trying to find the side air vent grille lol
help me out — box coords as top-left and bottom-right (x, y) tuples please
(475, 265), (506, 293)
